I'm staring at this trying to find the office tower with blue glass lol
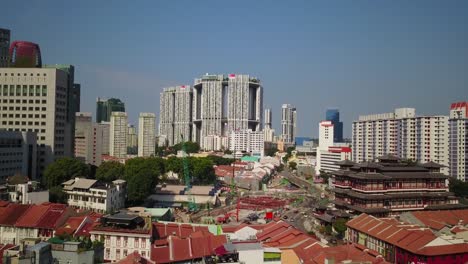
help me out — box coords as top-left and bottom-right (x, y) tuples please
(325, 108), (343, 142)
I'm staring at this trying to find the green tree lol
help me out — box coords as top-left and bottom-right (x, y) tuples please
(265, 147), (278, 157)
(333, 218), (348, 237)
(49, 186), (67, 203)
(449, 178), (468, 198)
(325, 224), (333, 235)
(165, 156), (183, 175)
(191, 158), (216, 184)
(289, 161), (297, 170)
(96, 161), (125, 182)
(173, 141), (200, 154)
(43, 158), (89, 188)
(206, 155), (235, 166)
(124, 157), (165, 205)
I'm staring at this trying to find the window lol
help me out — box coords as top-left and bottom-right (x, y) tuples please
(134, 238), (139, 248)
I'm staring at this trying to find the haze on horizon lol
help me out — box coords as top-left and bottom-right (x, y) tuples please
(2, 0), (468, 137)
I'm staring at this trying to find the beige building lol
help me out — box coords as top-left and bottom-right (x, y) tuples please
(110, 112), (128, 158)
(74, 112), (103, 166)
(138, 113), (156, 157)
(0, 67), (78, 177)
(99, 121), (110, 155)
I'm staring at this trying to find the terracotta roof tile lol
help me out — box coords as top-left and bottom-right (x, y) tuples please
(0, 204), (31, 226)
(36, 204), (68, 229)
(117, 251), (154, 264)
(14, 204), (49, 227)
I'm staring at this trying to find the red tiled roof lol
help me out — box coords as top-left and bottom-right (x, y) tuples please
(0, 204), (31, 226)
(347, 213), (468, 257)
(0, 201), (10, 207)
(14, 204), (49, 227)
(0, 244), (16, 264)
(36, 204), (68, 229)
(309, 244), (390, 264)
(55, 216), (86, 236)
(150, 226), (227, 264)
(409, 210), (468, 230)
(171, 237), (191, 262)
(293, 240), (324, 264)
(117, 251), (155, 264)
(451, 226), (468, 234)
(416, 243), (468, 256)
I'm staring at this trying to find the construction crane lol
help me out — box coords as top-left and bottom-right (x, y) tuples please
(181, 135), (198, 212)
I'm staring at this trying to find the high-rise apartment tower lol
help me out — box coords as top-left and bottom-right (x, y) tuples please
(281, 104), (297, 144)
(138, 113), (156, 157)
(192, 74), (263, 149)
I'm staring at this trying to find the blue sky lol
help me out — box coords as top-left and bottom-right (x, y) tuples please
(3, 0), (468, 137)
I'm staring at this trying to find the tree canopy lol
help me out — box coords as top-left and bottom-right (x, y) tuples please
(332, 218), (348, 237)
(123, 157), (165, 205)
(190, 157), (215, 184)
(96, 161), (125, 182)
(43, 157), (89, 188)
(449, 178), (468, 198)
(289, 161), (297, 170)
(206, 155), (235, 166)
(172, 141), (200, 154)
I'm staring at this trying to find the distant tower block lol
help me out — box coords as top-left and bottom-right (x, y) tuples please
(9, 41), (42, 68)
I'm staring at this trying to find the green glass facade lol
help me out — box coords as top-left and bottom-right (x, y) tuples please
(96, 98), (125, 123)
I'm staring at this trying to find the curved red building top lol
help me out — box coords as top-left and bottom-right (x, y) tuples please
(9, 41), (42, 68)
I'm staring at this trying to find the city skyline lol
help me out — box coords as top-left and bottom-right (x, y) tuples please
(2, 1), (467, 137)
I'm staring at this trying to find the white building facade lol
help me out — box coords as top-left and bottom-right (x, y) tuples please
(91, 228), (151, 262)
(159, 85), (193, 146)
(0, 67), (78, 177)
(281, 104), (296, 144)
(192, 74), (263, 149)
(449, 102), (468, 182)
(202, 135), (229, 151)
(75, 112), (103, 166)
(138, 113), (156, 157)
(352, 108), (449, 174)
(62, 178), (127, 213)
(110, 112), (128, 158)
(316, 121), (352, 174)
(230, 129), (264, 157)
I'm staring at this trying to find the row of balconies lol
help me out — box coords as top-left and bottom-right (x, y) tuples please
(334, 181), (446, 191)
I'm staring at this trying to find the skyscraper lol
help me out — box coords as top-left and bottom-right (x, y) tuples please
(110, 112), (128, 158)
(0, 67), (77, 177)
(127, 125), (138, 155)
(449, 102), (468, 182)
(96, 98), (126, 123)
(192, 74), (263, 149)
(0, 28), (10, 67)
(281, 104), (297, 144)
(138, 113), (156, 157)
(264, 108), (275, 142)
(45, 64), (81, 156)
(325, 108), (343, 142)
(75, 112), (103, 166)
(265, 108), (272, 129)
(159, 85), (192, 146)
(99, 122), (110, 155)
(8, 41), (42, 68)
